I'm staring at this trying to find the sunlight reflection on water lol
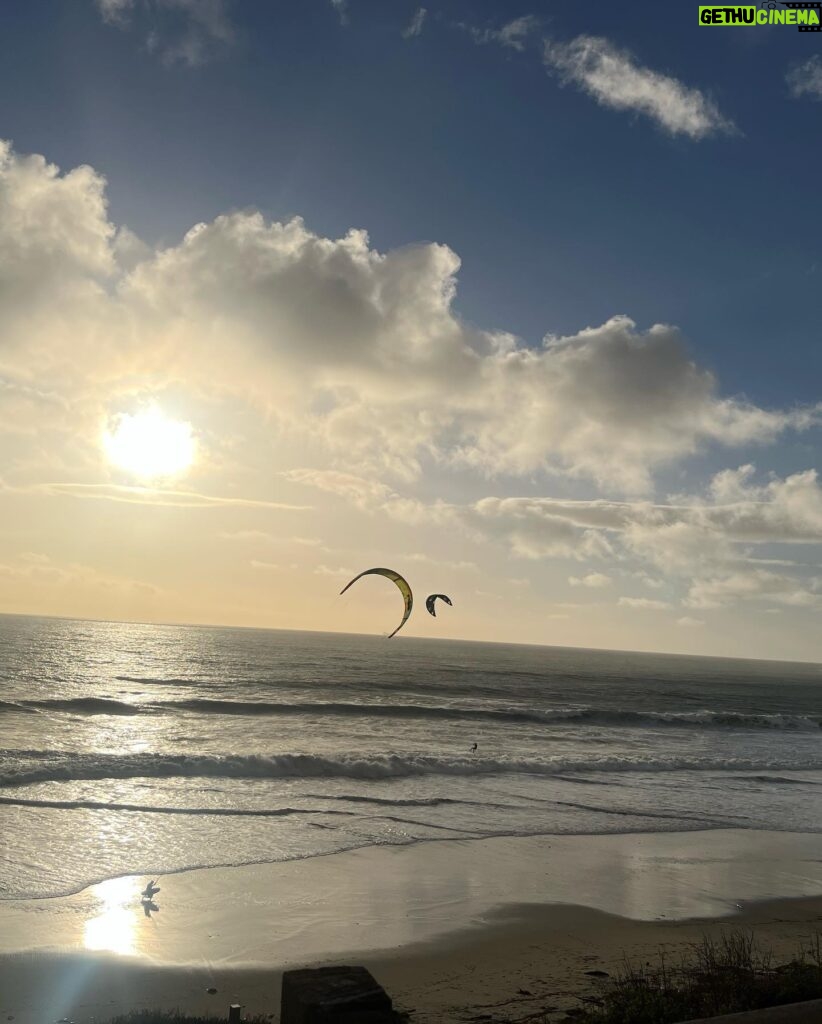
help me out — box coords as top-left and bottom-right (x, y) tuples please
(83, 876), (138, 955)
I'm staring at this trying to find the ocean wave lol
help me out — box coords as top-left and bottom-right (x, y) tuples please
(3, 697), (820, 731)
(730, 774), (822, 786)
(0, 794), (351, 817)
(3, 749), (822, 788)
(0, 792), (503, 815)
(0, 795), (487, 839)
(0, 697), (151, 716)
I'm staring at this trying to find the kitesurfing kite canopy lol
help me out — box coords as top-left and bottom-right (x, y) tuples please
(426, 593), (453, 617)
(340, 568), (414, 638)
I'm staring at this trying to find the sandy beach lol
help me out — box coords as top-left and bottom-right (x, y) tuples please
(2, 829), (822, 1023)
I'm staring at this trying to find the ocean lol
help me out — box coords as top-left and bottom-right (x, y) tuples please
(1, 614), (821, 902)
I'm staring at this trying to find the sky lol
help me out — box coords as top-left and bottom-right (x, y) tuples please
(1, 0), (821, 660)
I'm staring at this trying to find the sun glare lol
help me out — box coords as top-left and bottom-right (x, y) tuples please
(84, 876), (137, 956)
(104, 406), (196, 480)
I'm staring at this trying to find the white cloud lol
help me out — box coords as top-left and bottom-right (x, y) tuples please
(330, 0), (348, 26)
(543, 35), (734, 138)
(0, 551), (160, 597)
(314, 563), (355, 577)
(9, 481), (307, 511)
(96, 0), (235, 66)
(569, 572), (612, 588)
(108, 183), (815, 492)
(449, 467), (822, 565)
(787, 55), (822, 101)
(403, 7), (427, 39)
(404, 551), (477, 572)
(618, 596), (671, 610)
(219, 529), (278, 543)
(0, 140), (114, 336)
(677, 616), (704, 628)
(1, 137), (820, 631)
(286, 464), (822, 613)
(635, 572), (664, 589)
(467, 16), (539, 52)
(282, 470), (397, 509)
(685, 570), (820, 610)
(96, 0), (134, 26)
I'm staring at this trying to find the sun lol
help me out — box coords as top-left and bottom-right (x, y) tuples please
(103, 405), (196, 480)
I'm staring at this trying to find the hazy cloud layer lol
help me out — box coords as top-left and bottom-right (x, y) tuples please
(544, 35), (734, 138)
(285, 464), (822, 613)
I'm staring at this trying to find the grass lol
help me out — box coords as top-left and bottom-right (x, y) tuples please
(564, 930), (822, 1023)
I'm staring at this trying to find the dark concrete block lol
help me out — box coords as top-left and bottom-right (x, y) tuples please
(281, 966), (395, 1024)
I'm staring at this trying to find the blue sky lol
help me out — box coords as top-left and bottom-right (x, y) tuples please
(2, 0), (819, 404)
(1, 1), (821, 657)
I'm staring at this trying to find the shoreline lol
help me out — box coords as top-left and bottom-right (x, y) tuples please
(6, 824), (822, 914)
(3, 829), (822, 1022)
(3, 895), (822, 1024)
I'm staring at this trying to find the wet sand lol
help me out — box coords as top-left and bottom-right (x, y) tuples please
(2, 830), (822, 1023)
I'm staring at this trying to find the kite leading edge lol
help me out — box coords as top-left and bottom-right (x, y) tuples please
(340, 567), (414, 638)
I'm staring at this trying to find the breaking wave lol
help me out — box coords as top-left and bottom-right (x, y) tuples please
(4, 749), (822, 788)
(2, 698), (821, 731)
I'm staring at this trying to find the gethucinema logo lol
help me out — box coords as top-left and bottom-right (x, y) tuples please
(699, 3), (822, 29)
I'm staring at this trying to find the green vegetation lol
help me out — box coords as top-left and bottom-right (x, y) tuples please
(565, 931), (822, 1023)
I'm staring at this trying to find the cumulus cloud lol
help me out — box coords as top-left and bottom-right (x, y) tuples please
(1, 135), (820, 609)
(95, 0), (235, 66)
(677, 616), (704, 628)
(0, 140), (114, 329)
(403, 7), (427, 38)
(543, 35), (734, 138)
(121, 205), (817, 490)
(786, 55), (822, 101)
(3, 137), (808, 494)
(458, 316), (812, 491)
